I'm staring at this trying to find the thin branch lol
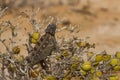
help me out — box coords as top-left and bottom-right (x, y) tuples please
(0, 7), (8, 19)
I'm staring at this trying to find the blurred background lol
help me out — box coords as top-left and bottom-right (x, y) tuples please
(0, 0), (120, 54)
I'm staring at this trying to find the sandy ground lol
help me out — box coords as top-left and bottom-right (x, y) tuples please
(0, 0), (120, 79)
(1, 0), (120, 54)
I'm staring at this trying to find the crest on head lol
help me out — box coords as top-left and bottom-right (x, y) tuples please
(45, 23), (56, 36)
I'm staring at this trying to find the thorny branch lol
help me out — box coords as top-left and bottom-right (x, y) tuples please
(0, 6), (120, 80)
(0, 7), (8, 18)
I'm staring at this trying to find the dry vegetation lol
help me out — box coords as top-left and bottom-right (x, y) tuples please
(0, 0), (120, 80)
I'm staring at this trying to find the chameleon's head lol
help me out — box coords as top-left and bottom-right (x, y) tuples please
(45, 23), (56, 36)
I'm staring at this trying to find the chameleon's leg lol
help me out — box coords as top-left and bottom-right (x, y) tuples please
(40, 60), (51, 74)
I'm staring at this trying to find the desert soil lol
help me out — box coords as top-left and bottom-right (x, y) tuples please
(1, 0), (120, 54)
(0, 0), (120, 79)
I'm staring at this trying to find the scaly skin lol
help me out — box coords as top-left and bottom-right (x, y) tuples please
(26, 24), (57, 68)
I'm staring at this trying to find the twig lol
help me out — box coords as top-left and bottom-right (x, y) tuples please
(0, 7), (8, 18)
(1, 56), (7, 80)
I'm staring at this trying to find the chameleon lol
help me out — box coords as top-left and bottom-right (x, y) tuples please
(26, 23), (58, 69)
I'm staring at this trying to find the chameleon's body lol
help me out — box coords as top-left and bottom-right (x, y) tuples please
(26, 24), (57, 67)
